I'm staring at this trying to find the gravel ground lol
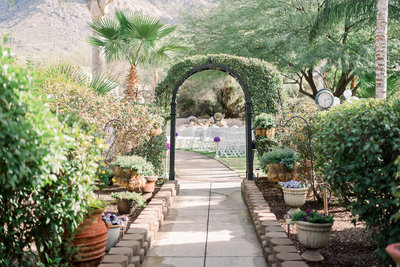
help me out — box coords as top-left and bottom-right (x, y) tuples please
(256, 180), (380, 267)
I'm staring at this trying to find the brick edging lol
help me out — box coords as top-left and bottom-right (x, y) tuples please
(241, 180), (309, 267)
(98, 180), (180, 267)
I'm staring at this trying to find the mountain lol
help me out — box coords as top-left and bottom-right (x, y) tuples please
(0, 0), (215, 62)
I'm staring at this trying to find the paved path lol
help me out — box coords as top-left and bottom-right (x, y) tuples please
(141, 150), (266, 267)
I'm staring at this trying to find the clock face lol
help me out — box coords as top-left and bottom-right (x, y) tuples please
(316, 90), (334, 108)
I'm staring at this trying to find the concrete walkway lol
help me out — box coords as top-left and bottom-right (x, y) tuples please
(141, 150), (266, 267)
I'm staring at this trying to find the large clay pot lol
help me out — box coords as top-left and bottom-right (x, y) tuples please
(105, 224), (121, 252)
(386, 243), (400, 267)
(143, 176), (158, 193)
(113, 167), (146, 193)
(282, 187), (309, 214)
(116, 199), (136, 214)
(73, 209), (108, 265)
(296, 221), (333, 262)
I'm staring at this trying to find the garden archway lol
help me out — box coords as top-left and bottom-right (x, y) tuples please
(155, 54), (281, 181)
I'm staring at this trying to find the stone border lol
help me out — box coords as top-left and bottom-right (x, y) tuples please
(241, 180), (309, 267)
(98, 180), (179, 267)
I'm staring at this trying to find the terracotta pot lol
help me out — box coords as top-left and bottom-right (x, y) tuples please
(150, 127), (162, 136)
(255, 128), (262, 135)
(116, 199), (136, 214)
(282, 187), (309, 214)
(386, 243), (400, 267)
(105, 224), (121, 252)
(296, 221), (333, 262)
(143, 175), (158, 193)
(72, 209), (108, 265)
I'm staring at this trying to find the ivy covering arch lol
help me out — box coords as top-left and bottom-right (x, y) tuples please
(155, 54), (281, 180)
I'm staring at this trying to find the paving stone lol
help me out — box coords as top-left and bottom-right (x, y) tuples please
(268, 254), (275, 264)
(270, 238), (294, 246)
(108, 247), (134, 262)
(127, 264), (135, 267)
(273, 246), (298, 254)
(281, 262), (309, 267)
(98, 264), (124, 267)
(276, 252), (303, 262)
(139, 248), (145, 263)
(264, 232), (288, 241)
(261, 221), (281, 227)
(101, 255), (128, 267)
(115, 240), (141, 255)
(265, 226), (285, 232)
(129, 223), (150, 233)
(122, 233), (145, 246)
(131, 255), (140, 265)
(126, 228), (147, 240)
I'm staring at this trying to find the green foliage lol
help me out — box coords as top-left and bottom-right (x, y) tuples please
(254, 135), (278, 163)
(291, 210), (334, 224)
(0, 43), (101, 266)
(111, 192), (147, 207)
(155, 54), (281, 117)
(260, 147), (299, 170)
(313, 99), (400, 264)
(131, 135), (166, 176)
(111, 155), (155, 176)
(254, 113), (276, 128)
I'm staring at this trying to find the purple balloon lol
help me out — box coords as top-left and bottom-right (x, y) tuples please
(214, 136), (221, 142)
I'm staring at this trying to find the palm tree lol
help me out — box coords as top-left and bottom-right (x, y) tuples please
(88, 10), (182, 101)
(311, 0), (398, 99)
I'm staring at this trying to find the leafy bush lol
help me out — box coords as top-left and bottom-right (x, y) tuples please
(313, 99), (400, 264)
(0, 43), (101, 266)
(260, 147), (299, 171)
(254, 113), (276, 128)
(254, 135), (278, 162)
(131, 134), (166, 176)
(110, 191), (147, 207)
(291, 209), (334, 224)
(111, 155), (155, 176)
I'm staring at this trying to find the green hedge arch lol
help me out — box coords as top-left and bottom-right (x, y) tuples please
(155, 54), (282, 116)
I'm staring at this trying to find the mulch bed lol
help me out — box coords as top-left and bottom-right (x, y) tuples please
(256, 179), (380, 267)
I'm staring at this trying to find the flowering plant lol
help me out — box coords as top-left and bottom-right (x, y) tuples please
(166, 142), (170, 150)
(280, 180), (308, 188)
(214, 136), (221, 142)
(102, 212), (126, 226)
(291, 209), (334, 224)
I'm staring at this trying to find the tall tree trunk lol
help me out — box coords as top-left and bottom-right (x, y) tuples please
(153, 65), (159, 90)
(87, 0), (114, 76)
(375, 0), (388, 99)
(125, 65), (140, 101)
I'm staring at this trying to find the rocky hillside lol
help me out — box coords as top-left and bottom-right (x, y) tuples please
(0, 0), (215, 62)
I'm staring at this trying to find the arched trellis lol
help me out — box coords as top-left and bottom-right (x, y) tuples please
(155, 54), (282, 181)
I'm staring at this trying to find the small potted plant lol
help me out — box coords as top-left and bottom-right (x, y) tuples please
(102, 212), (126, 252)
(111, 155), (155, 192)
(260, 147), (300, 182)
(291, 209), (334, 262)
(254, 113), (276, 137)
(280, 180), (309, 214)
(111, 191), (147, 214)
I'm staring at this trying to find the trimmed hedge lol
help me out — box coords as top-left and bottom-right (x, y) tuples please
(313, 99), (400, 264)
(155, 54), (281, 117)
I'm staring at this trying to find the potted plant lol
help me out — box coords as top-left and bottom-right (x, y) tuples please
(111, 155), (155, 192)
(254, 113), (276, 137)
(280, 180), (309, 214)
(102, 212), (127, 252)
(111, 191), (147, 214)
(291, 209), (334, 262)
(143, 175), (158, 193)
(260, 147), (300, 182)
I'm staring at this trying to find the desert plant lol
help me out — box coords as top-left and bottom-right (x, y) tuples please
(313, 98), (400, 263)
(111, 155), (155, 177)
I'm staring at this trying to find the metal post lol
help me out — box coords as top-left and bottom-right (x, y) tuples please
(246, 102), (253, 180)
(169, 101), (177, 180)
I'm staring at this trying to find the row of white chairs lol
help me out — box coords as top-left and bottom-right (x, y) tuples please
(166, 126), (247, 157)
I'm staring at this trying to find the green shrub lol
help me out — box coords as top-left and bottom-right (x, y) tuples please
(313, 99), (400, 264)
(111, 191), (147, 207)
(131, 134), (166, 176)
(260, 147), (299, 172)
(291, 209), (334, 224)
(254, 113), (276, 128)
(254, 135), (278, 162)
(111, 155), (155, 176)
(0, 43), (101, 266)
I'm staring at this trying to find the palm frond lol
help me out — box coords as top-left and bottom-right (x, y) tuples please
(89, 74), (119, 95)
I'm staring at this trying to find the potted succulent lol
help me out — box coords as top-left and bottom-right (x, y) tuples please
(291, 209), (334, 262)
(111, 191), (147, 214)
(254, 113), (276, 137)
(111, 155), (155, 192)
(280, 180), (309, 214)
(260, 147), (300, 182)
(102, 212), (127, 252)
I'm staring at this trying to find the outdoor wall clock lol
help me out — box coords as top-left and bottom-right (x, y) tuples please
(315, 88), (334, 109)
